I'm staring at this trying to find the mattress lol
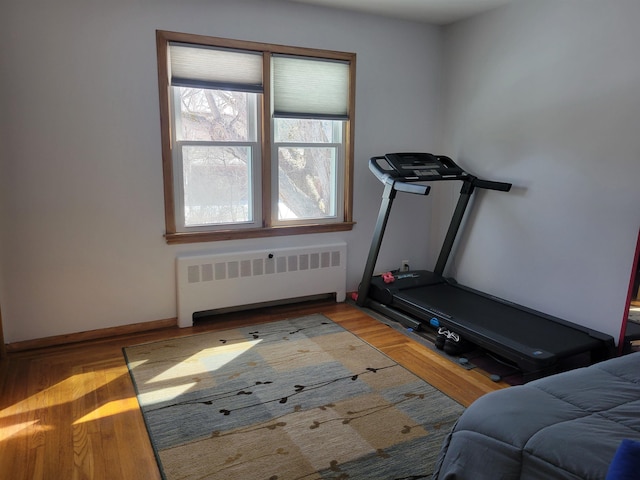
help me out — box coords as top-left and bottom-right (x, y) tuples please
(433, 352), (640, 479)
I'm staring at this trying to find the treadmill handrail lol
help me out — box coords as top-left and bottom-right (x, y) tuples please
(472, 177), (512, 192)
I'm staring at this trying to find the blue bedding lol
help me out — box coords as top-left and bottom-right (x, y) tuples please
(433, 352), (640, 480)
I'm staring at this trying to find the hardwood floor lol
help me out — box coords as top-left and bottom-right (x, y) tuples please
(0, 300), (507, 480)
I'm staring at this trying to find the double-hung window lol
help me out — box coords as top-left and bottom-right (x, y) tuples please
(156, 31), (356, 244)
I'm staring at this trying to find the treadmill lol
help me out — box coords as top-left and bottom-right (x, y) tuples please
(357, 152), (615, 380)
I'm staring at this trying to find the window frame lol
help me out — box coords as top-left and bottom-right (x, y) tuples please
(156, 30), (356, 244)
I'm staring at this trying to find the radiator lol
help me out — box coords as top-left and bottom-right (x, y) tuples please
(176, 242), (347, 327)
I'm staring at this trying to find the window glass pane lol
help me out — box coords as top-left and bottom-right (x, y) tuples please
(182, 146), (252, 226)
(176, 87), (256, 142)
(278, 147), (336, 220)
(274, 118), (342, 143)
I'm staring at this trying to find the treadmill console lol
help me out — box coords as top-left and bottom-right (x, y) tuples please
(382, 153), (465, 180)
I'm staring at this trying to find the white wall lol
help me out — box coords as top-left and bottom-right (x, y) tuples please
(0, 0), (442, 342)
(438, 0), (640, 342)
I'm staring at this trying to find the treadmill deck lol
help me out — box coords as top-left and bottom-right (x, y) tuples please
(368, 274), (614, 378)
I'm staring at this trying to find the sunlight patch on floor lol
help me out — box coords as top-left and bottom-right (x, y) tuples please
(137, 382), (198, 406)
(0, 419), (53, 440)
(129, 339), (263, 406)
(73, 398), (140, 425)
(146, 339), (262, 384)
(0, 370), (115, 419)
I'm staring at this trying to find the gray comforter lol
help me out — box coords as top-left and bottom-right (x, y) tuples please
(433, 352), (640, 479)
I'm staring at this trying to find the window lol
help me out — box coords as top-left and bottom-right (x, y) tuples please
(156, 31), (356, 244)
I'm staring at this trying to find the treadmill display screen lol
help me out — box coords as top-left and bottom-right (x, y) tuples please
(383, 152), (464, 180)
(399, 163), (439, 170)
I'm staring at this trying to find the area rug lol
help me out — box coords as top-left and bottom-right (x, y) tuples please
(123, 314), (465, 480)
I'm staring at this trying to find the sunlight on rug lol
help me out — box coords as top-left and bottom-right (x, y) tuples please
(123, 314), (464, 480)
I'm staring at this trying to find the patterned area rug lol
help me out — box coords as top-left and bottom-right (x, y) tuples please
(123, 314), (464, 480)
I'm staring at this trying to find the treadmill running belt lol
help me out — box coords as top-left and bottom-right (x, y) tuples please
(396, 283), (602, 357)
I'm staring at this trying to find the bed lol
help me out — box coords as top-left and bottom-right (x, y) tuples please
(432, 352), (640, 479)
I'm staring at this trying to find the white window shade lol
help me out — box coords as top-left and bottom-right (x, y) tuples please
(272, 55), (349, 119)
(169, 43), (263, 92)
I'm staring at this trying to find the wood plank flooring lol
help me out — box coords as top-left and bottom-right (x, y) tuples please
(0, 300), (507, 480)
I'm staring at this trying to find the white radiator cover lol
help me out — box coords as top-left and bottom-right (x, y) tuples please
(176, 242), (347, 327)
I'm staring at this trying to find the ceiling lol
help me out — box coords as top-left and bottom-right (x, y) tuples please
(284, 0), (512, 25)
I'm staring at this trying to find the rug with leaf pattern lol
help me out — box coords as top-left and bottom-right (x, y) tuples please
(123, 314), (464, 480)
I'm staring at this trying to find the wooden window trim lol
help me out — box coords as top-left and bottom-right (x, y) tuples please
(156, 30), (356, 244)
